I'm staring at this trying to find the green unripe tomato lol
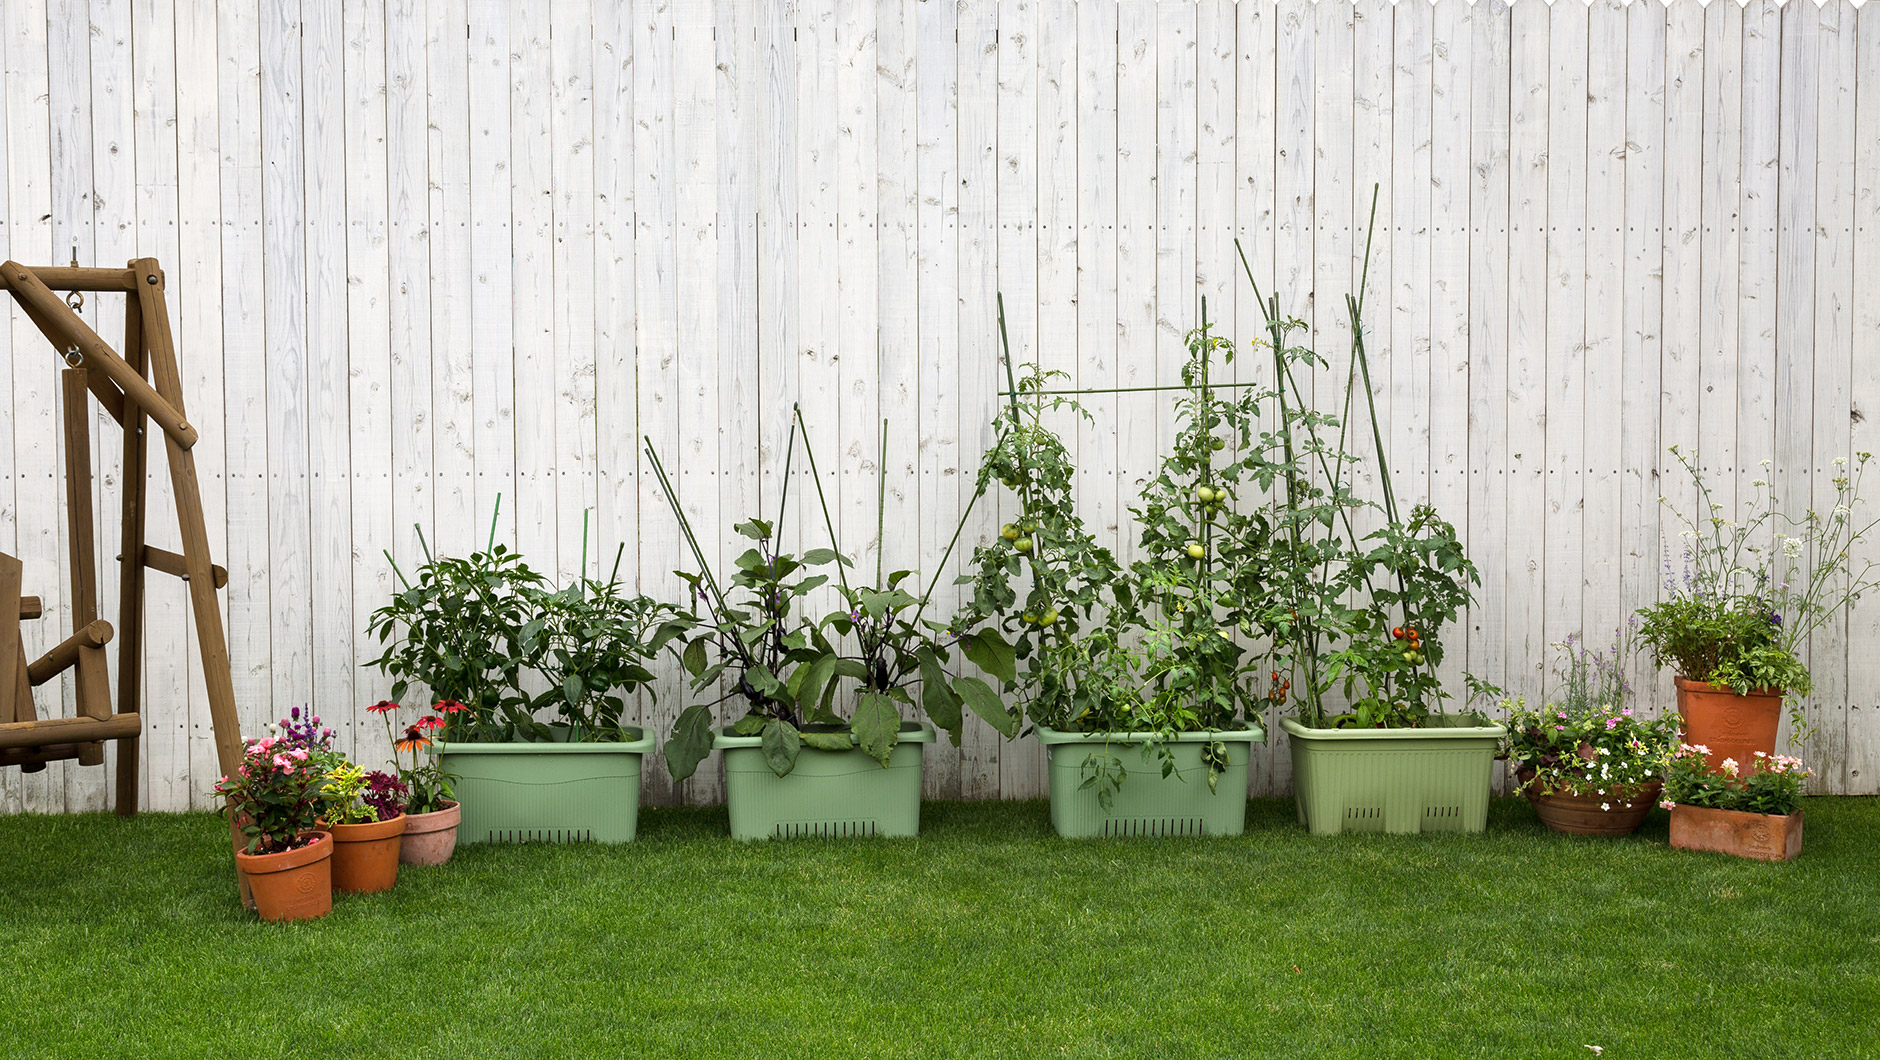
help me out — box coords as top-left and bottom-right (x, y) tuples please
(1022, 612), (1038, 625)
(1196, 486), (1216, 503)
(1020, 520), (1038, 533)
(1014, 536), (1034, 553)
(1001, 475), (1018, 488)
(1000, 523), (1020, 541)
(1209, 436), (1226, 451)
(1039, 608), (1059, 626)
(1213, 487), (1231, 504)
(1186, 542), (1206, 560)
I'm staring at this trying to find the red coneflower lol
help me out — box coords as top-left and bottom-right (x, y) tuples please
(395, 725), (432, 754)
(415, 715), (446, 733)
(435, 700), (468, 714)
(366, 699), (400, 714)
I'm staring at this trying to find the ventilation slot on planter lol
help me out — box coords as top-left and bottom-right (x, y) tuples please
(1101, 817), (1206, 838)
(773, 820), (878, 839)
(484, 828), (594, 844)
(1422, 805), (1460, 820)
(1344, 806), (1383, 821)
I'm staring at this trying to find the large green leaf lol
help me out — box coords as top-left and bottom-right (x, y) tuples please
(663, 705), (715, 782)
(917, 647), (964, 744)
(681, 637), (709, 677)
(731, 713), (767, 737)
(961, 630), (1017, 684)
(761, 718), (801, 777)
(955, 676), (1017, 737)
(853, 692), (901, 767)
(799, 730), (854, 752)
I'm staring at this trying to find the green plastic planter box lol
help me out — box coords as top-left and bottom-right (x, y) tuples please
(1282, 715), (1507, 836)
(1038, 724), (1266, 838)
(716, 721), (934, 841)
(435, 726), (654, 844)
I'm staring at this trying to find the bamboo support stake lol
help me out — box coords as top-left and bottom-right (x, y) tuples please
(1, 261), (198, 449)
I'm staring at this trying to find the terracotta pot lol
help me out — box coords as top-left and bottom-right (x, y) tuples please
(235, 831), (334, 921)
(1521, 776), (1663, 837)
(229, 814), (256, 911)
(400, 800), (461, 866)
(328, 813), (408, 894)
(1676, 679), (1783, 772)
(1669, 804), (1804, 862)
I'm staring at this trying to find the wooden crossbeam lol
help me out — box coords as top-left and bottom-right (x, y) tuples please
(140, 545), (228, 589)
(0, 265), (140, 293)
(2, 262), (197, 449)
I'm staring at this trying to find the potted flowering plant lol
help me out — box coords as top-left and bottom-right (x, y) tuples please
(957, 319), (1265, 839)
(652, 411), (1012, 840)
(1502, 631), (1679, 836)
(369, 699), (460, 865)
(213, 735), (332, 922)
(365, 501), (690, 844)
(1662, 746), (1810, 861)
(318, 760), (407, 894)
(1638, 447), (1878, 771)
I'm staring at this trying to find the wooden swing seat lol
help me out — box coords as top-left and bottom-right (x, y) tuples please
(0, 551), (139, 780)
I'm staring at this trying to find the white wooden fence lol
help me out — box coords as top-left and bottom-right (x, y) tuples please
(4, 0), (1878, 813)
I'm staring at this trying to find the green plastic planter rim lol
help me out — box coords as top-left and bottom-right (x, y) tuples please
(1035, 724), (1266, 746)
(1280, 716), (1507, 741)
(434, 724), (654, 755)
(713, 720), (935, 750)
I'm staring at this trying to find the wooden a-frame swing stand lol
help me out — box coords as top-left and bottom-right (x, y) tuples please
(0, 260), (240, 815)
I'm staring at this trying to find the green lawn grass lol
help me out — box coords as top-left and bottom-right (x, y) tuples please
(2, 797), (1876, 1059)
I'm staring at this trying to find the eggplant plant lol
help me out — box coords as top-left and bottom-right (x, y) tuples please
(651, 410), (1016, 782)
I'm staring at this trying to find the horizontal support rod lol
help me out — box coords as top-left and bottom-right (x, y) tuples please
(26, 620), (114, 686)
(0, 743), (86, 768)
(1, 262), (197, 449)
(0, 711), (140, 750)
(138, 545), (228, 589)
(996, 381), (1267, 398)
(0, 265), (141, 293)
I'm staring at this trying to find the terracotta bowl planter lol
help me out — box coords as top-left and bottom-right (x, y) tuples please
(235, 831), (334, 922)
(400, 800), (462, 866)
(1670, 804), (1804, 862)
(329, 813), (408, 894)
(1676, 679), (1783, 772)
(1519, 775), (1662, 837)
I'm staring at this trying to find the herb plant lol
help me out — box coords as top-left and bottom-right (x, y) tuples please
(1638, 448), (1880, 726)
